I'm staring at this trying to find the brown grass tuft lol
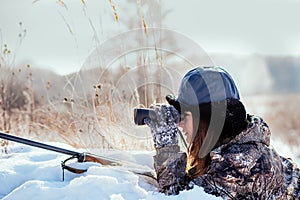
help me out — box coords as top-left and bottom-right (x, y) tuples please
(109, 0), (119, 22)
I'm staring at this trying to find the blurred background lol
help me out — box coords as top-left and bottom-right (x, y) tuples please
(0, 0), (299, 159)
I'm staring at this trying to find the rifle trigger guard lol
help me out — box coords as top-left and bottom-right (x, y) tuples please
(61, 155), (87, 181)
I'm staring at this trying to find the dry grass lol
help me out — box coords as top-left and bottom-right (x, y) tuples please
(243, 93), (300, 156)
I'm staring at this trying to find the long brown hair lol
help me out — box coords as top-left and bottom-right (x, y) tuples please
(185, 99), (247, 179)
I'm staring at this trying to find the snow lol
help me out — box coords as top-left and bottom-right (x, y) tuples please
(0, 144), (219, 200)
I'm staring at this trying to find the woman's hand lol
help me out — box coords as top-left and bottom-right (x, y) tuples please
(145, 104), (180, 148)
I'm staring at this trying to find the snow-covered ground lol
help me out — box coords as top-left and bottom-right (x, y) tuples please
(0, 143), (220, 200)
(1, 136), (299, 200)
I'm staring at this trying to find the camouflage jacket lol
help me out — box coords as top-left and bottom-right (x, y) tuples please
(154, 115), (300, 199)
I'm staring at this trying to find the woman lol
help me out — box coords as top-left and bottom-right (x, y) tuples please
(146, 66), (300, 199)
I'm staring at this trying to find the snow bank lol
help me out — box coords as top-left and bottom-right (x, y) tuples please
(0, 144), (219, 200)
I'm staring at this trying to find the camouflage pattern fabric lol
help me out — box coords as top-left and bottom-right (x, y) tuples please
(153, 145), (192, 195)
(145, 104), (180, 149)
(145, 105), (192, 194)
(153, 115), (300, 199)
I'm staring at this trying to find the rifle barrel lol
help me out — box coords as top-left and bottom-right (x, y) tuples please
(0, 131), (79, 156)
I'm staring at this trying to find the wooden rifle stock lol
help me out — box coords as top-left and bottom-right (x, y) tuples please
(83, 153), (119, 166)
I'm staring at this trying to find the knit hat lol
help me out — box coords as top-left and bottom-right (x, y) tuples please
(166, 66), (240, 112)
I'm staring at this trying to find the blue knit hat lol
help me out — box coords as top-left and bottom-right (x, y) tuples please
(166, 66), (240, 110)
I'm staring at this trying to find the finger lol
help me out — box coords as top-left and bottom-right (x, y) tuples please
(161, 105), (169, 122)
(155, 106), (165, 124)
(144, 117), (152, 125)
(163, 105), (176, 124)
(170, 105), (180, 123)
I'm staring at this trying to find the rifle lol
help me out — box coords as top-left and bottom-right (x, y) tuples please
(0, 131), (121, 180)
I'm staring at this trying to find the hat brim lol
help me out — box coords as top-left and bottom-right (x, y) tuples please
(166, 94), (181, 114)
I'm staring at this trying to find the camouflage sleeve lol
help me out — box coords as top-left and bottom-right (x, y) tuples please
(153, 145), (193, 195)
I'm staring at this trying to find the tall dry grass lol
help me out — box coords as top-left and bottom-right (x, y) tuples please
(244, 93), (300, 157)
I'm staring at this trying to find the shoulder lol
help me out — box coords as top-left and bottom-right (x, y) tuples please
(209, 143), (261, 178)
(208, 114), (274, 175)
(229, 114), (271, 146)
(194, 116), (289, 198)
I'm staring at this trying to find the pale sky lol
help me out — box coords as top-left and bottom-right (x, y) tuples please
(1, 0), (300, 75)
